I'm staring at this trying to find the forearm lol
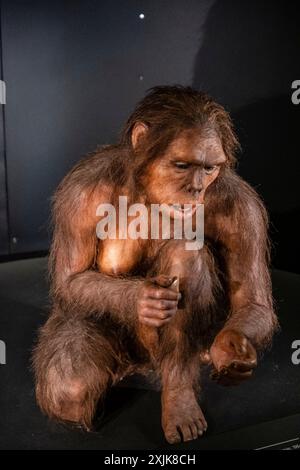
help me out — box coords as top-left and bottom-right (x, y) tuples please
(223, 249), (278, 349)
(216, 190), (279, 350)
(223, 302), (278, 350)
(53, 270), (143, 326)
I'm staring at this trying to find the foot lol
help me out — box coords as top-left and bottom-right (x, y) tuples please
(161, 387), (207, 444)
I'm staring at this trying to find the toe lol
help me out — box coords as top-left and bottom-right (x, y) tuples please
(198, 411), (208, 429)
(189, 422), (199, 440)
(165, 427), (181, 444)
(196, 418), (206, 435)
(195, 414), (207, 431)
(180, 424), (193, 442)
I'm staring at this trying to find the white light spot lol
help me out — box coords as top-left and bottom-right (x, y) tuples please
(139, 13), (145, 19)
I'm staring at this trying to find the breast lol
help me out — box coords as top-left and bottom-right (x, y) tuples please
(97, 238), (144, 276)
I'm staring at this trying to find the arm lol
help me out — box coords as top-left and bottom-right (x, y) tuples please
(49, 178), (179, 327)
(49, 184), (142, 326)
(208, 180), (278, 383)
(219, 194), (277, 348)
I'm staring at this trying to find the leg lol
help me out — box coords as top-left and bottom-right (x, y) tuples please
(32, 308), (124, 429)
(160, 351), (207, 443)
(151, 241), (221, 443)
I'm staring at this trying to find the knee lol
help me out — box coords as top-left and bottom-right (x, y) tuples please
(35, 367), (104, 428)
(158, 240), (208, 279)
(63, 378), (88, 403)
(36, 368), (86, 410)
(159, 242), (220, 308)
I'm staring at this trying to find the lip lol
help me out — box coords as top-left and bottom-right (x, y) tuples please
(173, 204), (197, 218)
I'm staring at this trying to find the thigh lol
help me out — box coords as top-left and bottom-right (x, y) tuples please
(33, 308), (148, 390)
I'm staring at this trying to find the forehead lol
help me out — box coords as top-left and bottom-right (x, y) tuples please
(164, 127), (225, 164)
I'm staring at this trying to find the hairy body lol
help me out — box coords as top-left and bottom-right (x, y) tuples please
(33, 86), (278, 444)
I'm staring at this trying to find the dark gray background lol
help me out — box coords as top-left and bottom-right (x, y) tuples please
(0, 18), (8, 256)
(0, 0), (299, 271)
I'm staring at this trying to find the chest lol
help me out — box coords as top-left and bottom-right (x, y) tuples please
(96, 237), (176, 276)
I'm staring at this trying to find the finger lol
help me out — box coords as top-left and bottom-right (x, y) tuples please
(210, 366), (252, 381)
(152, 275), (175, 288)
(169, 277), (179, 292)
(214, 368), (253, 386)
(153, 275), (180, 293)
(141, 308), (175, 320)
(145, 299), (178, 310)
(147, 287), (180, 301)
(216, 364), (254, 378)
(146, 308), (177, 319)
(224, 369), (253, 380)
(140, 317), (171, 328)
(235, 339), (257, 361)
(230, 359), (257, 371)
(142, 305), (176, 318)
(235, 336), (248, 355)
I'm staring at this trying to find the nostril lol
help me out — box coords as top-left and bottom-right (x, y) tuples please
(192, 183), (202, 192)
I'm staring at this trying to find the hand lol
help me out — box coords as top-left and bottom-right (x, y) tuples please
(209, 329), (257, 386)
(137, 275), (181, 327)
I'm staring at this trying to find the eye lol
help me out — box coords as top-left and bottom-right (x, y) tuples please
(204, 165), (218, 175)
(174, 162), (190, 170)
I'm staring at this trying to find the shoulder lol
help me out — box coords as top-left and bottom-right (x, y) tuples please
(52, 145), (130, 214)
(205, 169), (268, 239)
(208, 169), (267, 218)
(57, 144), (130, 192)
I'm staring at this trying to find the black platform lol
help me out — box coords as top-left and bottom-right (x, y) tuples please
(0, 258), (299, 450)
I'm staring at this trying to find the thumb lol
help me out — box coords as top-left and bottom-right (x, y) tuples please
(152, 275), (178, 289)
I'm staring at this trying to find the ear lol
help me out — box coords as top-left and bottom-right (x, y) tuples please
(131, 122), (148, 149)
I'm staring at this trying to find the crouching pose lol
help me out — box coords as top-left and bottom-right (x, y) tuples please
(33, 86), (278, 444)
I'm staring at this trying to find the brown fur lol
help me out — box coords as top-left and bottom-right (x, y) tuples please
(32, 86), (278, 443)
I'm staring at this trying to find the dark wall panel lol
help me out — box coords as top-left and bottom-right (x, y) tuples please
(0, 14), (9, 255)
(1, 0), (211, 253)
(192, 0), (300, 272)
(0, 104), (8, 255)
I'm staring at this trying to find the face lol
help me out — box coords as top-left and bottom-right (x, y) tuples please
(142, 127), (226, 216)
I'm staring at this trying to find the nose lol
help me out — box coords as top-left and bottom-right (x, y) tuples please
(191, 169), (203, 193)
